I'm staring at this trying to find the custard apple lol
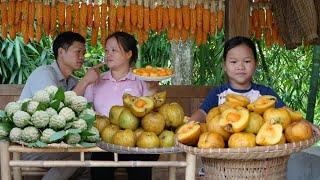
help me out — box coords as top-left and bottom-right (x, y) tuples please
(33, 90), (50, 104)
(64, 91), (77, 105)
(40, 128), (56, 143)
(46, 107), (58, 117)
(9, 127), (22, 142)
(83, 127), (100, 142)
(49, 114), (66, 130)
(59, 107), (75, 122)
(72, 119), (87, 132)
(13, 110), (31, 128)
(27, 101), (39, 115)
(70, 96), (87, 113)
(65, 133), (81, 144)
(4, 102), (20, 116)
(22, 126), (39, 143)
(31, 111), (50, 128)
(44, 85), (58, 99)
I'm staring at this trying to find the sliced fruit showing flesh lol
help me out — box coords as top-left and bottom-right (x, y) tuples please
(247, 95), (276, 114)
(122, 93), (138, 108)
(219, 106), (249, 133)
(130, 97), (154, 117)
(152, 91), (167, 108)
(256, 122), (283, 146)
(176, 121), (201, 145)
(206, 115), (231, 141)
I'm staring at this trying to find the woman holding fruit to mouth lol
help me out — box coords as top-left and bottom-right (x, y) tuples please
(84, 31), (159, 180)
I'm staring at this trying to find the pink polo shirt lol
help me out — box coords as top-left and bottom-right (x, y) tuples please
(84, 71), (150, 116)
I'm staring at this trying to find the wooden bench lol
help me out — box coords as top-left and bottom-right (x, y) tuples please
(0, 84), (212, 180)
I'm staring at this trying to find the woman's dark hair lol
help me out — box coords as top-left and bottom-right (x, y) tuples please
(223, 36), (258, 61)
(106, 31), (138, 66)
(52, 31), (85, 59)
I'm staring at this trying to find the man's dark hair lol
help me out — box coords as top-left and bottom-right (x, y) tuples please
(52, 31), (85, 59)
(223, 36), (258, 61)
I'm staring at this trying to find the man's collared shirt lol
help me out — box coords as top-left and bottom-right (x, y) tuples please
(20, 61), (78, 99)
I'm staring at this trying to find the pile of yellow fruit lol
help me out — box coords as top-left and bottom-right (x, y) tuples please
(94, 92), (186, 148)
(132, 65), (173, 77)
(177, 94), (313, 149)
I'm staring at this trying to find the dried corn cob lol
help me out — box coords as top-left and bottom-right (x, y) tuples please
(87, 1), (93, 28)
(109, 3), (117, 33)
(1, 0), (8, 39)
(8, 0), (16, 39)
(266, 7), (272, 28)
(124, 0), (131, 32)
(14, 0), (22, 34)
(173, 27), (180, 41)
(50, 1), (57, 37)
(202, 1), (210, 34)
(168, 0), (175, 28)
(195, 1), (202, 29)
(167, 26), (174, 40)
(175, 0), (182, 30)
(101, 1), (107, 46)
(190, 0), (196, 35)
(265, 28), (271, 47)
(79, 2), (88, 38)
(156, 4), (163, 31)
(73, 0), (80, 32)
(259, 7), (265, 28)
(196, 28), (202, 46)
(21, 0), (29, 43)
(130, 0), (138, 26)
(28, 1), (35, 41)
(65, 3), (72, 31)
(117, 0), (125, 25)
(35, 1), (43, 42)
(137, 0), (144, 29)
(182, 0), (190, 30)
(143, 0), (149, 31)
(149, 0), (157, 31)
(209, 0), (216, 35)
(162, 2), (169, 30)
(181, 27), (188, 41)
(216, 0), (223, 31)
(57, 1), (65, 33)
(43, 2), (51, 35)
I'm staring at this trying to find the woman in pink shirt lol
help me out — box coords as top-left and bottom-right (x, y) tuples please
(85, 32), (158, 180)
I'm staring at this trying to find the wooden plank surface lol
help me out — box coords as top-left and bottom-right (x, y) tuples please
(225, 0), (250, 40)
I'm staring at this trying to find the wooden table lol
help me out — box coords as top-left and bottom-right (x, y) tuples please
(0, 141), (196, 180)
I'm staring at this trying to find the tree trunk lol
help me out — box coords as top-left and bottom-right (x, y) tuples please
(306, 45), (320, 122)
(170, 41), (193, 85)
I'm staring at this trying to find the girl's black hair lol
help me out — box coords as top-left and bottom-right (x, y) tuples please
(223, 36), (258, 61)
(106, 32), (138, 66)
(52, 31), (85, 60)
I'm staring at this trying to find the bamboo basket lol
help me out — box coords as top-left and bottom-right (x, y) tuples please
(176, 123), (320, 179)
(97, 141), (183, 154)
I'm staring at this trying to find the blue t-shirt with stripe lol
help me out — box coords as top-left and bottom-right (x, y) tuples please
(200, 83), (286, 113)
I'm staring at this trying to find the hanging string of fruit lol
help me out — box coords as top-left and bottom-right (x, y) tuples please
(250, 0), (284, 47)
(0, 0), (225, 46)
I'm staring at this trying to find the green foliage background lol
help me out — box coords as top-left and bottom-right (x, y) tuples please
(0, 32), (318, 123)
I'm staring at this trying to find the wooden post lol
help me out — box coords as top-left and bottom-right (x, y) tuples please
(0, 141), (11, 180)
(225, 0), (250, 40)
(168, 153), (177, 180)
(185, 153), (196, 180)
(12, 152), (22, 180)
(306, 45), (320, 122)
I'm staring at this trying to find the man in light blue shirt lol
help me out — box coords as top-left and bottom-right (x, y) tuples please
(21, 31), (99, 180)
